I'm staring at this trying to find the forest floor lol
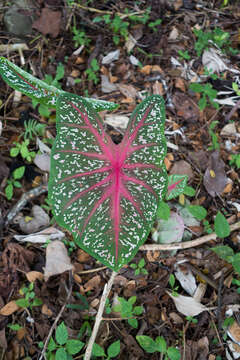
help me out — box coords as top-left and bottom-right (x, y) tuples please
(0, 0), (240, 359)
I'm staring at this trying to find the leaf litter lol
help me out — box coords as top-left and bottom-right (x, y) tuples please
(0, 1), (240, 359)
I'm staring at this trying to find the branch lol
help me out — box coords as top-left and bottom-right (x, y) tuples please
(84, 271), (117, 360)
(140, 221), (240, 251)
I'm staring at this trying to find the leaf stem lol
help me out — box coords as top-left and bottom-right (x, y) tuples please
(84, 270), (117, 360)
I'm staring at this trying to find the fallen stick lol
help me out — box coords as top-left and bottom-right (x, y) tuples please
(140, 221), (240, 251)
(84, 271), (117, 360)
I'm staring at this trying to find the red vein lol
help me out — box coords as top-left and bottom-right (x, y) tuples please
(168, 178), (183, 192)
(59, 149), (107, 160)
(14, 70), (38, 91)
(58, 165), (112, 183)
(122, 174), (158, 198)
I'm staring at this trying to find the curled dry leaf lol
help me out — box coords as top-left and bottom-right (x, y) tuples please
(83, 275), (101, 292)
(166, 291), (208, 317)
(203, 150), (228, 197)
(26, 271), (44, 283)
(44, 240), (73, 281)
(32, 7), (61, 38)
(0, 301), (19, 316)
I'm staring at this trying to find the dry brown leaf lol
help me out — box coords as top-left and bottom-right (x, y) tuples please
(117, 83), (137, 100)
(32, 8), (61, 38)
(173, 92), (200, 123)
(44, 241), (73, 281)
(140, 65), (152, 75)
(84, 275), (101, 292)
(166, 291), (208, 317)
(77, 249), (91, 263)
(175, 78), (186, 92)
(170, 160), (194, 180)
(203, 151), (228, 197)
(0, 301), (19, 316)
(41, 304), (53, 317)
(17, 328), (27, 341)
(26, 271), (44, 283)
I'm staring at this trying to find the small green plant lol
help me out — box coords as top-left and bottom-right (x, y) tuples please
(7, 323), (23, 331)
(214, 211), (230, 238)
(148, 18), (162, 32)
(10, 139), (36, 162)
(208, 120), (220, 150)
(93, 14), (129, 45)
(186, 205), (207, 221)
(211, 244), (240, 275)
(203, 220), (213, 234)
(22, 118), (46, 141)
(63, 238), (77, 254)
(38, 321), (84, 360)
(136, 335), (181, 360)
(91, 341), (121, 359)
(232, 278), (240, 294)
(168, 274), (179, 297)
(112, 296), (143, 328)
(15, 282), (42, 310)
(186, 316), (198, 324)
(189, 82), (219, 111)
(232, 82), (240, 96)
(229, 153), (240, 169)
(5, 166), (25, 200)
(178, 50), (191, 61)
(32, 63), (65, 117)
(85, 58), (100, 84)
(130, 258), (148, 276)
(72, 26), (91, 48)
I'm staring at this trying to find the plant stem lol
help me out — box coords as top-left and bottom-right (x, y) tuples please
(84, 270), (117, 360)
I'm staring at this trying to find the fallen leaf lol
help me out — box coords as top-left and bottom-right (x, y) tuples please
(203, 151), (228, 197)
(173, 92), (200, 123)
(170, 160), (194, 180)
(41, 304), (53, 317)
(44, 241), (73, 281)
(174, 264), (197, 296)
(102, 49), (120, 65)
(166, 291), (208, 317)
(152, 212), (185, 244)
(34, 154), (50, 172)
(14, 227), (65, 243)
(101, 75), (118, 93)
(26, 271), (44, 282)
(84, 275), (101, 292)
(32, 8), (61, 38)
(0, 301), (19, 316)
(116, 83), (138, 100)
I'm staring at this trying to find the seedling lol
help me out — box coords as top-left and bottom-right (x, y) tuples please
(112, 296), (143, 328)
(38, 321), (84, 359)
(189, 82), (219, 111)
(136, 335), (181, 360)
(186, 316), (198, 324)
(15, 282), (42, 310)
(211, 244), (240, 276)
(148, 18), (162, 32)
(168, 274), (179, 297)
(22, 118), (46, 141)
(232, 278), (240, 294)
(208, 120), (220, 150)
(10, 139), (36, 162)
(229, 153), (240, 169)
(72, 26), (91, 48)
(5, 166), (25, 200)
(91, 341), (121, 359)
(178, 50), (191, 61)
(130, 258), (148, 276)
(85, 58), (100, 84)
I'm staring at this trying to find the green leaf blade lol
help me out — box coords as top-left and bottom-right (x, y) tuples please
(214, 211), (230, 238)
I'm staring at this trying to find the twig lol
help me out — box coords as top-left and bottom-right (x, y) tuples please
(84, 271), (117, 360)
(75, 3), (144, 19)
(39, 276), (72, 360)
(77, 266), (107, 274)
(4, 185), (47, 226)
(140, 221), (240, 251)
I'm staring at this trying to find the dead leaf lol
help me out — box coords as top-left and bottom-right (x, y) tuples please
(84, 275), (101, 292)
(41, 304), (53, 317)
(173, 92), (200, 123)
(175, 78), (186, 92)
(116, 83), (138, 100)
(170, 160), (194, 180)
(32, 8), (61, 38)
(0, 301), (19, 316)
(26, 271), (44, 282)
(77, 249), (91, 263)
(203, 151), (228, 197)
(166, 291), (208, 317)
(140, 65), (151, 75)
(189, 150), (209, 171)
(44, 241), (73, 281)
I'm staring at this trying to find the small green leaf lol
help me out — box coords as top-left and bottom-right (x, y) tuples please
(107, 340), (121, 358)
(133, 306), (143, 315)
(92, 343), (106, 357)
(128, 296), (136, 306)
(13, 181), (22, 188)
(5, 184), (13, 200)
(232, 253), (240, 276)
(130, 263), (137, 269)
(169, 274), (175, 288)
(157, 201), (170, 220)
(189, 83), (203, 92)
(214, 211), (230, 238)
(8, 324), (22, 331)
(167, 346), (181, 360)
(155, 336), (167, 353)
(187, 205), (207, 221)
(138, 258), (145, 268)
(13, 166), (25, 179)
(10, 147), (19, 157)
(15, 299), (29, 308)
(47, 337), (57, 351)
(198, 95), (207, 111)
(183, 186), (196, 197)
(128, 318), (138, 328)
(211, 245), (234, 262)
(55, 348), (67, 360)
(66, 339), (84, 355)
(136, 335), (157, 353)
(55, 322), (68, 345)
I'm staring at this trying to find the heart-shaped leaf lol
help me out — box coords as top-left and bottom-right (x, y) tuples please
(0, 57), (118, 112)
(166, 174), (188, 200)
(49, 94), (167, 271)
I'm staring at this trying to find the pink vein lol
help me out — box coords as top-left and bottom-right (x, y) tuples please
(59, 149), (107, 160)
(58, 165), (112, 183)
(168, 178), (183, 191)
(122, 174), (158, 199)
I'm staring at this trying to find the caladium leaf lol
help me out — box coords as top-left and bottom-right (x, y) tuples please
(166, 174), (188, 200)
(0, 57), (118, 112)
(49, 94), (167, 271)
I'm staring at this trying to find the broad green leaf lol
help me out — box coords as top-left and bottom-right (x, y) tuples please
(166, 174), (188, 200)
(92, 343), (105, 357)
(232, 254), (240, 275)
(183, 186), (196, 197)
(13, 166), (25, 180)
(198, 95), (207, 111)
(187, 205), (207, 221)
(136, 335), (157, 353)
(49, 94), (167, 271)
(128, 318), (138, 328)
(55, 348), (67, 360)
(66, 339), (84, 355)
(55, 322), (68, 345)
(157, 200), (170, 220)
(15, 299), (29, 308)
(107, 340), (121, 358)
(155, 336), (167, 353)
(214, 211), (230, 238)
(47, 337), (57, 352)
(0, 57), (118, 112)
(167, 347), (181, 360)
(189, 83), (203, 92)
(211, 245), (234, 262)
(5, 184), (13, 200)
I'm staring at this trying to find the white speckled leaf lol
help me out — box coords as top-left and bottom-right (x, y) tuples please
(49, 94), (167, 271)
(0, 57), (118, 112)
